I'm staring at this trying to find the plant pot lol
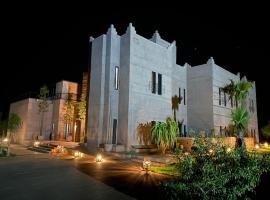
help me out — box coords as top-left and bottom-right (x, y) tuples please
(104, 144), (113, 152)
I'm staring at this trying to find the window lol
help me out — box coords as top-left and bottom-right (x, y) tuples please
(219, 88), (221, 105)
(112, 119), (117, 144)
(64, 123), (71, 138)
(179, 88), (181, 104)
(184, 125), (187, 137)
(158, 73), (162, 95)
(184, 89), (186, 105)
(224, 92), (227, 107)
(152, 71), (156, 94)
(231, 96), (234, 108)
(115, 66), (119, 90)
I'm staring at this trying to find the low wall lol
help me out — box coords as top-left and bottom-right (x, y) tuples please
(177, 137), (255, 152)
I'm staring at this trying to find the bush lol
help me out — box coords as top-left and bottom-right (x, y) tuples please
(163, 136), (270, 200)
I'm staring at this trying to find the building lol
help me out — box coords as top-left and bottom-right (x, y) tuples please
(87, 24), (258, 152)
(9, 80), (87, 144)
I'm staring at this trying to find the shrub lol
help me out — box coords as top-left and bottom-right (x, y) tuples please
(152, 117), (178, 154)
(163, 136), (270, 200)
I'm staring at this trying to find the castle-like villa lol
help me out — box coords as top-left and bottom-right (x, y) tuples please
(10, 24), (259, 151)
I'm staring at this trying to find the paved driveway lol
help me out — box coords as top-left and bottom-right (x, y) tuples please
(0, 145), (133, 200)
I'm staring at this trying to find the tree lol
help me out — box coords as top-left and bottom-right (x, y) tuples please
(231, 107), (249, 148)
(38, 85), (49, 137)
(235, 80), (253, 104)
(7, 113), (22, 156)
(171, 95), (181, 121)
(77, 100), (86, 121)
(222, 80), (253, 148)
(63, 93), (76, 140)
(261, 122), (270, 139)
(221, 79), (236, 107)
(152, 117), (178, 154)
(222, 79), (253, 107)
(0, 119), (7, 155)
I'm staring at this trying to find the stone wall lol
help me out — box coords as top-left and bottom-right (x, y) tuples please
(177, 137), (255, 152)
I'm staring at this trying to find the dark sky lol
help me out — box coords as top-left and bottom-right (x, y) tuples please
(0, 5), (269, 128)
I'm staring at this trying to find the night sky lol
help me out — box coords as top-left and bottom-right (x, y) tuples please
(0, 5), (269, 129)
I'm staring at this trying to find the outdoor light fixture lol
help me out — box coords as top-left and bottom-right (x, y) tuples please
(226, 147), (231, 153)
(142, 158), (151, 173)
(96, 154), (103, 162)
(255, 144), (260, 149)
(74, 151), (84, 158)
(3, 138), (8, 143)
(208, 149), (214, 154)
(34, 141), (40, 147)
(264, 142), (268, 148)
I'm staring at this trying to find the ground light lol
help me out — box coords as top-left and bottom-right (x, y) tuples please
(3, 138), (8, 143)
(34, 141), (40, 147)
(264, 142), (269, 148)
(74, 151), (84, 158)
(226, 147), (232, 153)
(96, 154), (103, 162)
(142, 158), (151, 173)
(255, 144), (260, 149)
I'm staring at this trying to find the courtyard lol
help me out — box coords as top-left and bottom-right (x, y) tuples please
(0, 145), (171, 200)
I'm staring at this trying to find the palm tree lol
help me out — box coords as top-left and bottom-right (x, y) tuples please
(235, 81), (253, 104)
(231, 107), (249, 148)
(171, 95), (181, 121)
(222, 79), (236, 107)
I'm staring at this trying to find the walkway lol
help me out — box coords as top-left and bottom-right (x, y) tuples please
(0, 145), (133, 200)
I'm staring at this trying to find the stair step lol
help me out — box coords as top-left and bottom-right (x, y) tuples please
(28, 146), (50, 153)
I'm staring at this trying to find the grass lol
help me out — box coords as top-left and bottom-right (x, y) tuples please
(150, 164), (180, 176)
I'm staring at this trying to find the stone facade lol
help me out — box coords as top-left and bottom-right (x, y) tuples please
(9, 80), (81, 144)
(87, 24), (259, 151)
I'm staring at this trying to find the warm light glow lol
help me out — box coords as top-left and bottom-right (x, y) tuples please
(74, 151), (84, 158)
(209, 149), (214, 154)
(96, 154), (103, 162)
(3, 138), (8, 142)
(226, 147), (231, 153)
(34, 141), (40, 147)
(264, 142), (268, 148)
(255, 144), (260, 149)
(142, 159), (151, 172)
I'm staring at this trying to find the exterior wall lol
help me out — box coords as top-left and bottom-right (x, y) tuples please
(187, 63), (214, 133)
(241, 79), (259, 143)
(9, 98), (53, 143)
(87, 24), (188, 151)
(9, 99), (29, 143)
(9, 80), (79, 144)
(212, 62), (240, 135)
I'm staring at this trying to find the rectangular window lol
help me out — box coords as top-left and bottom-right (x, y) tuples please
(112, 119), (117, 144)
(219, 88), (221, 105)
(184, 125), (186, 137)
(184, 89), (186, 105)
(115, 66), (119, 90)
(152, 71), (156, 94)
(224, 92), (227, 107)
(179, 88), (181, 104)
(158, 73), (162, 95)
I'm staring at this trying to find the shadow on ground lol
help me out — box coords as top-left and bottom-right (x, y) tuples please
(75, 156), (173, 200)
